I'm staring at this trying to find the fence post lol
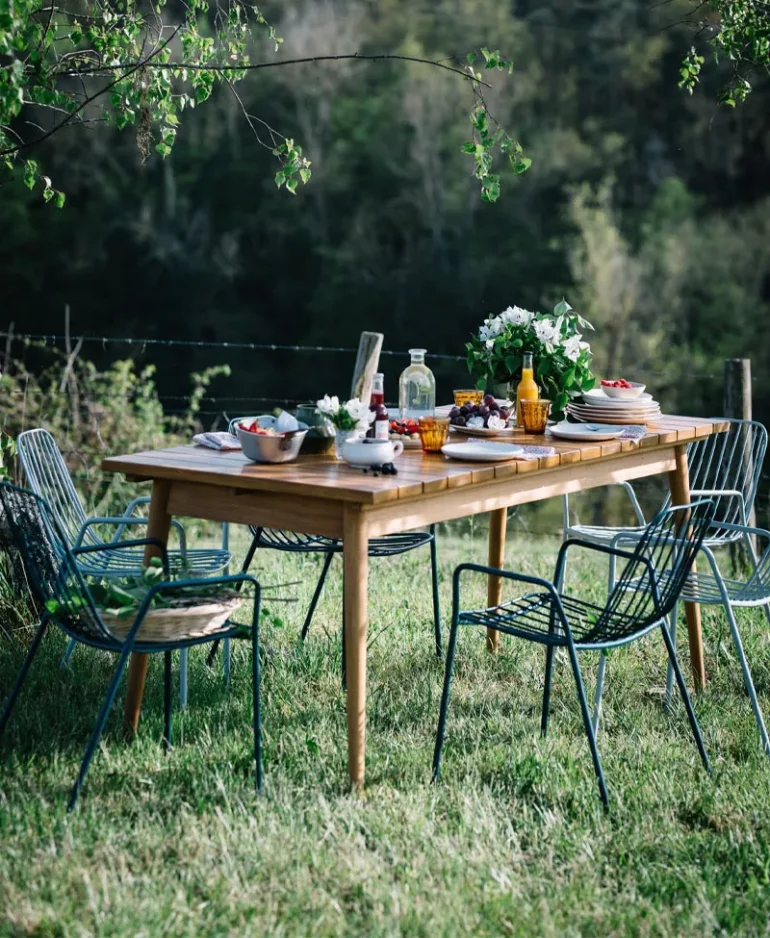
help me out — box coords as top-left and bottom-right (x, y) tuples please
(724, 358), (752, 423)
(723, 358), (756, 555)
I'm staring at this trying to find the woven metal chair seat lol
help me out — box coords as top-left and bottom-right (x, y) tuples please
(75, 544), (231, 579)
(459, 591), (653, 649)
(250, 526), (433, 557)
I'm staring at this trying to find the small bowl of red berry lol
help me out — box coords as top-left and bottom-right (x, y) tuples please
(600, 378), (646, 400)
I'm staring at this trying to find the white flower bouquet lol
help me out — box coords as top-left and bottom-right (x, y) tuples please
(315, 395), (374, 432)
(466, 299), (595, 418)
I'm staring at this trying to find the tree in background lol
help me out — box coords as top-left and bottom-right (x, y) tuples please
(0, 0), (530, 203)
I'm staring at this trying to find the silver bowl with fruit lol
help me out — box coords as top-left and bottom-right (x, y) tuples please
(230, 414), (309, 464)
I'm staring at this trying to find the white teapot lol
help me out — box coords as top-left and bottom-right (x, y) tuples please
(341, 436), (404, 468)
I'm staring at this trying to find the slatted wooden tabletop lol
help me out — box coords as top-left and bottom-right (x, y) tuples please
(102, 416), (728, 506)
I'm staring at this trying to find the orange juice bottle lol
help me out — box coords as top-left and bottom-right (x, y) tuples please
(515, 352), (539, 426)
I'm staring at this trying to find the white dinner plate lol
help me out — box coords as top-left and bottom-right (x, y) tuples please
(581, 388), (654, 406)
(441, 441), (526, 462)
(548, 421), (626, 442)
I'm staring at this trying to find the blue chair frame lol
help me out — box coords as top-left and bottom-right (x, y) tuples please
(0, 482), (262, 811)
(433, 501), (715, 808)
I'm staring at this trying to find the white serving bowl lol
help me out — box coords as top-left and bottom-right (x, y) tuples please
(232, 416), (309, 464)
(600, 381), (646, 400)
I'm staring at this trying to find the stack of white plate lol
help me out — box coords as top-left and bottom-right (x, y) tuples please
(566, 388), (662, 425)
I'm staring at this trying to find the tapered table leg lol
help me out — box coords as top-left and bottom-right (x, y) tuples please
(486, 508), (508, 653)
(343, 505), (369, 788)
(668, 445), (706, 690)
(122, 480), (172, 738)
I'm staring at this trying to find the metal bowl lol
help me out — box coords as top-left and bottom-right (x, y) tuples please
(232, 416), (309, 464)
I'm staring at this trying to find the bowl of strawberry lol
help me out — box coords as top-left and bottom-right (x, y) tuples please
(600, 379), (646, 400)
(231, 415), (309, 463)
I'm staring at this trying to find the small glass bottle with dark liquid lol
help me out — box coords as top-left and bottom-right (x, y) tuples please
(367, 372), (390, 440)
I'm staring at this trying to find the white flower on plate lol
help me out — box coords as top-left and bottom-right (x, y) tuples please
(533, 318), (557, 345)
(316, 394), (341, 417)
(487, 414), (507, 431)
(466, 416), (485, 428)
(501, 305), (534, 327)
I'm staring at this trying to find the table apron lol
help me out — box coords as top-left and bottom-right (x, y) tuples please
(362, 446), (679, 537)
(166, 480), (345, 538)
(163, 445), (678, 540)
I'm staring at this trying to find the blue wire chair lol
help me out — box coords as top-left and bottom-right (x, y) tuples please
(16, 428), (231, 578)
(563, 419), (766, 570)
(564, 419), (770, 727)
(433, 500), (716, 808)
(606, 520), (770, 755)
(0, 482), (262, 811)
(17, 428), (233, 700)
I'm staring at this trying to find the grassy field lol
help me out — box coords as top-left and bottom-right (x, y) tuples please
(2, 524), (770, 937)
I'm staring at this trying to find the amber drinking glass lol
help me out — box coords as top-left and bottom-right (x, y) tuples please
(520, 399), (551, 434)
(418, 416), (450, 453)
(453, 389), (484, 407)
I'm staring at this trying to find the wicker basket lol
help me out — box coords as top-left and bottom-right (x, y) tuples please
(102, 594), (243, 643)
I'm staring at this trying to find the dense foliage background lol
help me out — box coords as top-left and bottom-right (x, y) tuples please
(2, 0), (769, 436)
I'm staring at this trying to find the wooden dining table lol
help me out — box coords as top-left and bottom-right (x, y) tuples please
(103, 414), (727, 787)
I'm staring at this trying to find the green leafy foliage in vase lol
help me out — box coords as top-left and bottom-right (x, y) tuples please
(465, 299), (595, 420)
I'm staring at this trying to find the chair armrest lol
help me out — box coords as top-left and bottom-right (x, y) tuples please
(689, 490), (747, 526)
(74, 516), (187, 556)
(563, 481), (646, 531)
(72, 537), (170, 574)
(452, 563), (570, 630)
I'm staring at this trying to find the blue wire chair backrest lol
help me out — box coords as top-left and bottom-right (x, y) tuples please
(16, 428), (94, 548)
(0, 482), (109, 643)
(593, 499), (715, 642)
(674, 419), (767, 542)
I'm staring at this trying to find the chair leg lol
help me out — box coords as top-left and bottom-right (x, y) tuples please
(179, 648), (189, 709)
(592, 652), (608, 733)
(241, 529), (262, 576)
(207, 528), (264, 669)
(432, 615), (461, 781)
(68, 644), (133, 812)
(722, 603), (770, 755)
(565, 640), (609, 808)
(300, 551), (335, 642)
(665, 602), (678, 712)
(163, 651), (173, 752)
(429, 526), (442, 658)
(0, 615), (49, 739)
(61, 638), (77, 669)
(660, 622), (711, 774)
(252, 604), (263, 793)
(541, 646), (555, 737)
(223, 639), (231, 687)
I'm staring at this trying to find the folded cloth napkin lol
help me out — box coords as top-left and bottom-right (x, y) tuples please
(515, 444), (558, 460)
(193, 431), (242, 451)
(618, 425), (648, 441)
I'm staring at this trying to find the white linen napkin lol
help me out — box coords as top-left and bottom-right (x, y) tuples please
(193, 432), (242, 451)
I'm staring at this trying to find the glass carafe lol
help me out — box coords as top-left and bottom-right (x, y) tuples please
(399, 349), (436, 419)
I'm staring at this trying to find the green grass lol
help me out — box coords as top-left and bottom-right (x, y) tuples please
(2, 525), (770, 937)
